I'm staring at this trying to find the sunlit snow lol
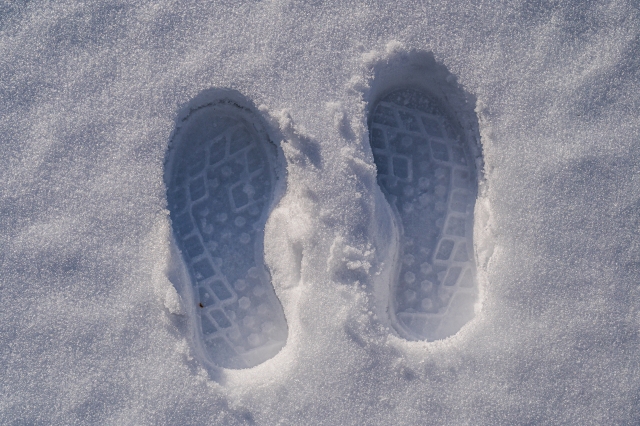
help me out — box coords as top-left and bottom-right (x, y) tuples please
(1, 1), (640, 424)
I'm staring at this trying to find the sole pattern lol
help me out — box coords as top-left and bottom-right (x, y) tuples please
(370, 89), (478, 341)
(167, 99), (287, 369)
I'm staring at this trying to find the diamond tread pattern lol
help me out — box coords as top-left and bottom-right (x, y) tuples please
(370, 89), (477, 341)
(168, 106), (287, 369)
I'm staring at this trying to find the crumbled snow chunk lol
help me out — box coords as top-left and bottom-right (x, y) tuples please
(164, 285), (184, 315)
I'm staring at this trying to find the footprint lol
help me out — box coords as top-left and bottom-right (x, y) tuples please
(370, 85), (479, 341)
(165, 90), (287, 369)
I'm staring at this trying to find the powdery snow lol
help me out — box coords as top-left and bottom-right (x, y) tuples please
(1, 1), (640, 424)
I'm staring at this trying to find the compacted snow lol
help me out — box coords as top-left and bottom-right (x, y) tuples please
(166, 89), (289, 369)
(1, 1), (640, 424)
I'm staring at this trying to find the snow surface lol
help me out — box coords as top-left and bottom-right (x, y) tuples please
(2, 1), (640, 424)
